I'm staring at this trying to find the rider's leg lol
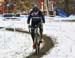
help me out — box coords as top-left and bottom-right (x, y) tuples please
(40, 27), (43, 39)
(39, 24), (43, 40)
(31, 27), (35, 42)
(31, 27), (36, 49)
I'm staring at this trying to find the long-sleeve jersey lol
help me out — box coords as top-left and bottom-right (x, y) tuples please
(27, 10), (45, 25)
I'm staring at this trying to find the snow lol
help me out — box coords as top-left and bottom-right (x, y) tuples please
(53, 15), (75, 20)
(69, 15), (75, 18)
(0, 15), (75, 58)
(0, 15), (75, 21)
(0, 28), (33, 58)
(42, 19), (75, 58)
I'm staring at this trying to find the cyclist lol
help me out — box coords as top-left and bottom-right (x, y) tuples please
(27, 5), (45, 48)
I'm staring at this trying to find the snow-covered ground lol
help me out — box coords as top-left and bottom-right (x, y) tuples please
(0, 15), (75, 58)
(42, 20), (75, 58)
(0, 28), (33, 58)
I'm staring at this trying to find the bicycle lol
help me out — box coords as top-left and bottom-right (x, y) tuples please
(29, 24), (41, 55)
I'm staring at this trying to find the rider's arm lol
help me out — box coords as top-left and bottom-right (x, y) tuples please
(39, 11), (45, 23)
(27, 12), (32, 32)
(41, 14), (45, 23)
(27, 15), (32, 24)
(27, 11), (33, 24)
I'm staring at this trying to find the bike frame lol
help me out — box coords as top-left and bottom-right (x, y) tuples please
(34, 25), (40, 55)
(29, 24), (42, 55)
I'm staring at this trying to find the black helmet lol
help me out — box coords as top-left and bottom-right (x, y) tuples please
(33, 5), (39, 12)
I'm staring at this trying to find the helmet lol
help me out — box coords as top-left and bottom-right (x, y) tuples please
(32, 5), (39, 12)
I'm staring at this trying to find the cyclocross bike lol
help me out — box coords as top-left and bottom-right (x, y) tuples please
(29, 24), (41, 55)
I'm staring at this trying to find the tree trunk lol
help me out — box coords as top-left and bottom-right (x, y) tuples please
(64, 0), (69, 14)
(44, 0), (49, 16)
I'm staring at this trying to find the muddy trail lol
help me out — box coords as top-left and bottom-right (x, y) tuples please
(5, 28), (55, 58)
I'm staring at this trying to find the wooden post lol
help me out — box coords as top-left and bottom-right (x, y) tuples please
(0, 0), (4, 14)
(40, 0), (44, 12)
(44, 0), (49, 16)
(2, 1), (4, 14)
(51, 0), (56, 16)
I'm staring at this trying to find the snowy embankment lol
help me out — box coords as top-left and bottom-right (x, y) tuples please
(0, 15), (33, 58)
(0, 15), (75, 58)
(0, 28), (33, 58)
(42, 17), (75, 58)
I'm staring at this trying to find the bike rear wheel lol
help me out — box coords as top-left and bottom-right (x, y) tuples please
(35, 42), (40, 55)
(35, 33), (40, 55)
(34, 25), (41, 55)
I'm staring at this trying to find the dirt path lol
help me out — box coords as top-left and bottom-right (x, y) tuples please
(5, 28), (55, 58)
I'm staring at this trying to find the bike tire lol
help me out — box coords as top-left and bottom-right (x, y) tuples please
(35, 35), (40, 55)
(34, 26), (40, 55)
(35, 42), (40, 55)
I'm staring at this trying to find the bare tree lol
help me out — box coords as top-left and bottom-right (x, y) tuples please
(64, 0), (69, 13)
(44, 0), (49, 16)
